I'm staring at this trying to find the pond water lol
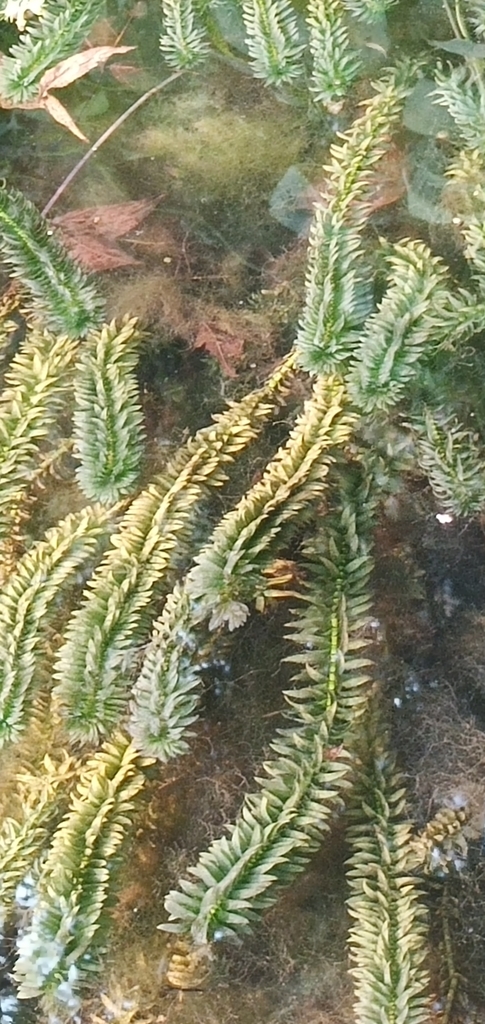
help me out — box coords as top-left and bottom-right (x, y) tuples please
(2, 1), (485, 1022)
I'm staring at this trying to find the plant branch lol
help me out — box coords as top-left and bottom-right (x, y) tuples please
(41, 71), (184, 217)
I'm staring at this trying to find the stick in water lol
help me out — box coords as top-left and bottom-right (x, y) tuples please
(42, 70), (184, 217)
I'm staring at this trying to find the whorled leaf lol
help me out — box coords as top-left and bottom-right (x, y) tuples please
(162, 474), (375, 946)
(53, 354), (296, 745)
(0, 502), (120, 747)
(73, 317), (145, 504)
(14, 735), (150, 1014)
(0, 187), (103, 336)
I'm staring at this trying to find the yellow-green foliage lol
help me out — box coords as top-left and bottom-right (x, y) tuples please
(0, 328), (77, 543)
(346, 719), (430, 1024)
(0, 502), (120, 748)
(73, 317), (145, 504)
(414, 408), (485, 517)
(127, 376), (354, 762)
(3, 25), (485, 1021)
(0, 751), (79, 926)
(14, 735), (149, 1014)
(163, 479), (375, 944)
(307, 0), (361, 109)
(296, 70), (411, 374)
(0, 188), (102, 336)
(347, 240), (449, 413)
(242, 0), (305, 87)
(52, 354), (296, 745)
(159, 0), (210, 69)
(135, 90), (305, 201)
(186, 375), (354, 630)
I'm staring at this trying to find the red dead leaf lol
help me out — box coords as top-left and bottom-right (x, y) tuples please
(57, 234), (139, 271)
(193, 323), (245, 378)
(52, 196), (162, 272)
(53, 196), (162, 240)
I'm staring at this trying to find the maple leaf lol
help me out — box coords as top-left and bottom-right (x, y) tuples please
(52, 196), (163, 272)
(0, 45), (134, 140)
(192, 321), (245, 378)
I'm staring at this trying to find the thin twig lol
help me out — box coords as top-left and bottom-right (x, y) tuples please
(42, 70), (184, 217)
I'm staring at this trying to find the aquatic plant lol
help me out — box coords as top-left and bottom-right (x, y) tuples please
(434, 66), (485, 156)
(134, 103), (305, 205)
(0, 187), (102, 336)
(0, 327), (78, 545)
(296, 69), (411, 375)
(241, 0), (305, 87)
(14, 735), (149, 1012)
(186, 375), (352, 630)
(1, 0), (47, 33)
(159, 0), (210, 69)
(0, 0), (106, 102)
(129, 376), (353, 760)
(0, 503), (119, 747)
(163, 478), (376, 945)
(413, 408), (485, 517)
(128, 581), (201, 762)
(72, 317), (145, 504)
(158, 0), (365, 106)
(347, 239), (449, 414)
(307, 0), (361, 110)
(342, 0), (398, 20)
(0, 750), (79, 927)
(53, 353), (295, 745)
(3, 3), (485, 1020)
(464, 0), (485, 37)
(346, 717), (429, 1024)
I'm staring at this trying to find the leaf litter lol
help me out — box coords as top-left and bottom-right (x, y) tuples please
(0, 45), (135, 140)
(52, 196), (163, 272)
(192, 320), (245, 378)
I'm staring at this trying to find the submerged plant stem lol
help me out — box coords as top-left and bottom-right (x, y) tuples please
(41, 71), (184, 217)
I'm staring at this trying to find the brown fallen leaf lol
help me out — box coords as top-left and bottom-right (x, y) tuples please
(365, 145), (408, 213)
(0, 45), (134, 140)
(192, 322), (245, 378)
(39, 45), (134, 92)
(42, 94), (88, 142)
(57, 233), (139, 272)
(107, 63), (141, 87)
(52, 195), (163, 272)
(53, 195), (162, 240)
